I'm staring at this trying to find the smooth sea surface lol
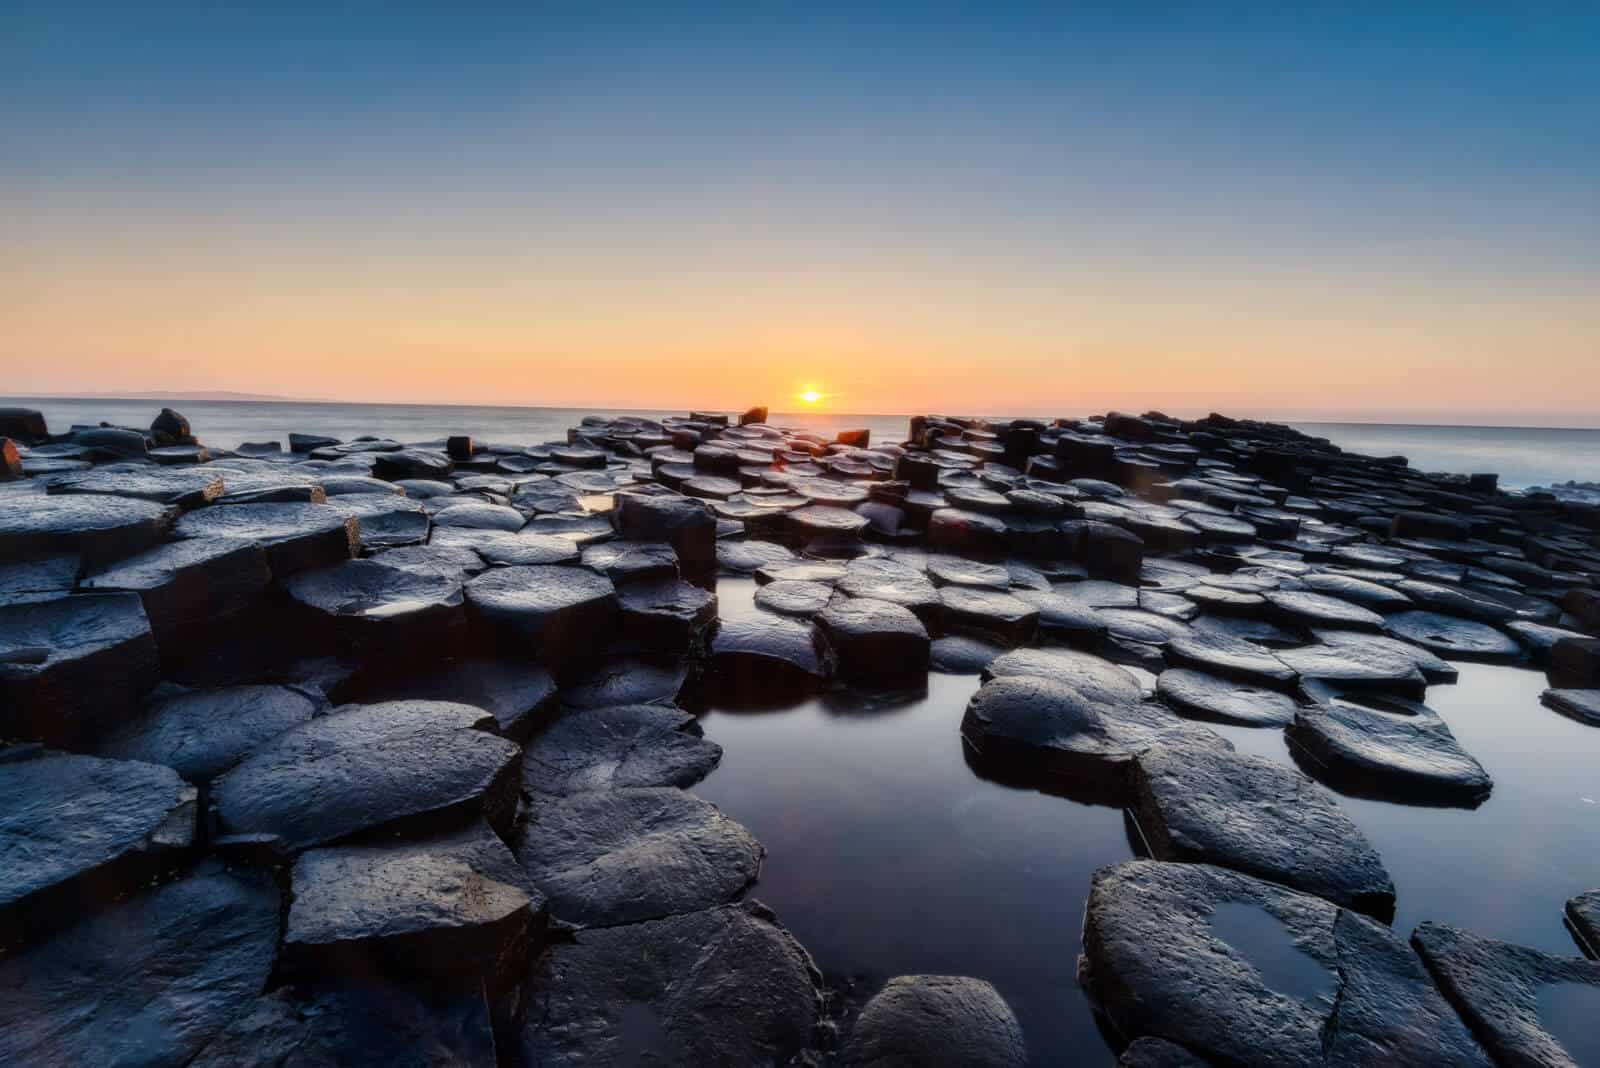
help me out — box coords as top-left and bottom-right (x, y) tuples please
(9, 397), (1600, 490)
(9, 395), (1600, 1060)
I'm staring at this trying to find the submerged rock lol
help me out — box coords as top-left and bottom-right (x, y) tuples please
(517, 787), (761, 927)
(0, 592), (160, 744)
(0, 860), (281, 1067)
(1413, 921), (1600, 1068)
(212, 700), (520, 851)
(1131, 738), (1396, 917)
(95, 683), (322, 782)
(0, 747), (197, 950)
(1288, 692), (1492, 806)
(1080, 860), (1490, 1068)
(518, 900), (823, 1067)
(843, 975), (1028, 1068)
(523, 704), (721, 796)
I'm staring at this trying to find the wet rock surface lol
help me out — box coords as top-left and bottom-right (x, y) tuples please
(1081, 860), (1490, 1068)
(95, 683), (323, 781)
(522, 703), (722, 795)
(348, 655), (556, 741)
(0, 493), (171, 565)
(1288, 692), (1493, 806)
(516, 787), (761, 927)
(843, 974), (1028, 1068)
(1386, 609), (1523, 663)
(466, 564), (617, 665)
(1156, 667), (1297, 726)
(1568, 890), (1600, 958)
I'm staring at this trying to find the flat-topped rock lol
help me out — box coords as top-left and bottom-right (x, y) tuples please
(465, 564), (617, 665)
(1568, 890), (1600, 959)
(82, 537), (272, 650)
(523, 703), (721, 795)
(1130, 738), (1395, 917)
(930, 635), (1005, 674)
(431, 499), (526, 531)
(432, 526), (580, 565)
(1413, 921), (1600, 1068)
(755, 578), (835, 617)
(940, 586), (1038, 645)
(174, 501), (358, 576)
(1264, 589), (1386, 631)
(349, 655), (557, 742)
(717, 538), (796, 574)
(1298, 571), (1412, 611)
(1080, 860), (1491, 1068)
(1541, 688), (1600, 726)
(615, 492), (717, 573)
(0, 592), (160, 744)
(285, 821), (541, 984)
(96, 683), (322, 782)
(1011, 587), (1107, 646)
(212, 700), (520, 851)
(982, 646), (1144, 703)
(704, 615), (829, 704)
(584, 539), (679, 584)
(323, 492), (430, 548)
(0, 860), (281, 1068)
(0, 553), (78, 606)
(1275, 640), (1427, 698)
(190, 983), (498, 1067)
(1156, 668), (1297, 726)
(1310, 627), (1459, 684)
(836, 558), (942, 626)
(926, 554), (1011, 589)
(618, 578), (717, 651)
(373, 448), (453, 481)
(518, 900), (823, 1067)
(817, 597), (930, 687)
(287, 557), (466, 657)
(1385, 610), (1522, 662)
(1166, 628), (1297, 689)
(517, 787), (761, 927)
(843, 975), (1028, 1068)
(47, 465), (223, 506)
(0, 493), (171, 565)
(0, 747), (196, 950)
(1289, 691), (1492, 806)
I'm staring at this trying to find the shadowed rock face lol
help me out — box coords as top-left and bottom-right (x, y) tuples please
(1288, 693), (1492, 807)
(1080, 861), (1491, 1068)
(930, 635), (1004, 674)
(618, 578), (718, 652)
(348, 656), (557, 742)
(703, 615), (830, 705)
(82, 538), (273, 652)
(517, 788), (761, 927)
(285, 821), (543, 986)
(843, 975), (1028, 1068)
(1274, 640), (1428, 698)
(1117, 1037), (1212, 1067)
(0, 592), (160, 744)
(212, 700), (521, 852)
(1131, 738), (1395, 918)
(95, 683), (322, 782)
(817, 597), (930, 687)
(189, 984), (500, 1067)
(1568, 890), (1600, 959)
(523, 704), (722, 796)
(0, 747), (197, 951)
(0, 553), (78, 606)
(1541, 688), (1600, 726)
(0, 861), (281, 1068)
(518, 900), (823, 1067)
(1413, 921), (1600, 1068)
(940, 586), (1039, 645)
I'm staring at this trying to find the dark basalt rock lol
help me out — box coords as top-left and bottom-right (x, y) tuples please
(618, 578), (718, 651)
(1130, 738), (1395, 917)
(843, 974), (1027, 1068)
(1275, 640), (1427, 698)
(717, 538), (796, 574)
(704, 615), (829, 704)
(1288, 692), (1492, 806)
(1550, 637), (1600, 688)
(927, 507), (1009, 555)
(518, 900), (823, 1067)
(286, 557), (466, 658)
(1309, 627), (1459, 684)
(0, 860), (281, 1067)
(319, 475), (400, 496)
(72, 426), (150, 460)
(755, 578), (835, 617)
(1264, 589), (1386, 631)
(1184, 583), (1269, 615)
(82, 537), (272, 651)
(560, 655), (690, 708)
(433, 526), (581, 566)
(982, 647), (1144, 703)
(373, 448), (453, 481)
(930, 635), (1005, 674)
(927, 553), (1011, 589)
(373, 542), (487, 579)
(1156, 668), (1297, 727)
(0, 406), (48, 441)
(1385, 610), (1522, 663)
(465, 564), (618, 666)
(836, 558), (943, 627)
(962, 674), (1212, 802)
(173, 501), (358, 577)
(1100, 607), (1190, 648)
(285, 821), (541, 985)
(0, 747), (196, 950)
(517, 787), (761, 927)
(432, 499), (526, 531)
(150, 407), (192, 445)
(1118, 1037), (1213, 1067)
(47, 465), (223, 506)
(1568, 890), (1600, 958)
(1413, 921), (1600, 1068)
(1078, 520), (1145, 583)
(817, 597), (930, 687)
(189, 983), (499, 1068)
(96, 683), (322, 782)
(0, 553), (78, 606)
(1080, 860), (1491, 1068)
(212, 700), (521, 851)
(348, 656), (557, 742)
(1298, 571), (1412, 611)
(522, 704), (721, 795)
(289, 432), (340, 453)
(615, 492), (717, 573)
(0, 493), (171, 565)
(0, 592), (160, 744)
(584, 539), (678, 584)
(1541, 688), (1600, 726)
(1012, 588), (1108, 646)
(324, 492), (430, 549)
(940, 586), (1039, 645)
(1166, 628), (1297, 690)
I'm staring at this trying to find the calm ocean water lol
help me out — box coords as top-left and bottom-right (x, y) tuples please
(7, 398), (1600, 490)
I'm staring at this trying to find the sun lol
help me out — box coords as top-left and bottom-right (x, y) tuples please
(799, 388), (822, 405)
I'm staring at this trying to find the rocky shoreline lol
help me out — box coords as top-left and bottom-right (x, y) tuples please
(2, 402), (1599, 1066)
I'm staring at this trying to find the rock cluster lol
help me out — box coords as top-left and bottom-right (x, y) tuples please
(2, 401), (1599, 1064)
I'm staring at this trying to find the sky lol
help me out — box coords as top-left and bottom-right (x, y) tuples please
(3, 3), (1598, 422)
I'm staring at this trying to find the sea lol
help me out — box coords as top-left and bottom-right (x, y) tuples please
(8, 397), (1600, 491)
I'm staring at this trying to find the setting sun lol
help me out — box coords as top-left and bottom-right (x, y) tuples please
(799, 389), (823, 405)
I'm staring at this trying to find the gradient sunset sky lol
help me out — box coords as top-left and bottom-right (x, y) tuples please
(4, 4), (1597, 421)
